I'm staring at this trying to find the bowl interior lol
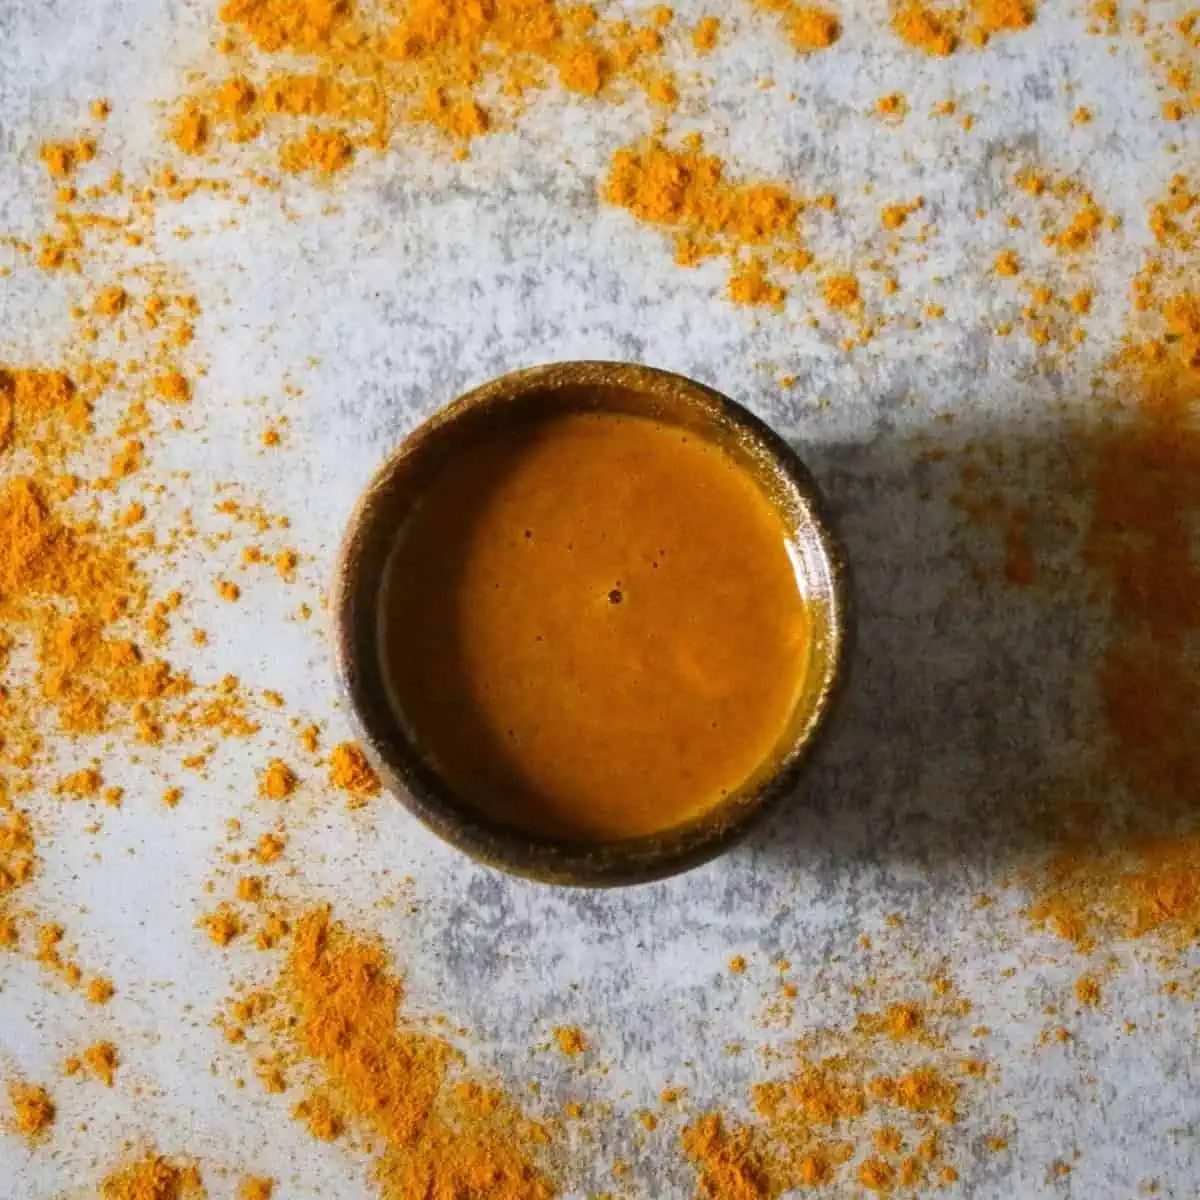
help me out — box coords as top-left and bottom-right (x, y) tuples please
(334, 362), (850, 886)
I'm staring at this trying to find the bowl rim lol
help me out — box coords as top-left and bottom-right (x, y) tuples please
(332, 360), (853, 887)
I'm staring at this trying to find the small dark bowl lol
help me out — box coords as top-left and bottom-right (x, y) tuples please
(333, 362), (851, 886)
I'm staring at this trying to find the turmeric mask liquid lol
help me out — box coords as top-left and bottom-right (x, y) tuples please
(380, 410), (810, 841)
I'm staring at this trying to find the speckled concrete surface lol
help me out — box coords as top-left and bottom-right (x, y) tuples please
(0, 0), (1197, 1196)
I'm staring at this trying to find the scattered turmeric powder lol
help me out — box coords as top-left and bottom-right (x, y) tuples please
(692, 16), (721, 53)
(83, 1041), (120, 1086)
(892, 2), (958, 56)
(259, 759), (297, 800)
(754, 0), (842, 52)
(328, 741), (380, 803)
(100, 1155), (204, 1199)
(8, 1081), (55, 1137)
(553, 1026), (587, 1056)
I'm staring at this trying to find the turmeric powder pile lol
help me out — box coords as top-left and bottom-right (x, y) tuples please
(100, 1155), (205, 1200)
(225, 905), (555, 1198)
(682, 991), (985, 1197)
(174, 0), (683, 166)
(2, 0), (1199, 1195)
(605, 134), (811, 305)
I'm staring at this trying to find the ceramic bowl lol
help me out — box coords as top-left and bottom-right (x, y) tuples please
(333, 361), (851, 886)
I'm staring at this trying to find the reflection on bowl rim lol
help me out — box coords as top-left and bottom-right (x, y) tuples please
(332, 361), (853, 887)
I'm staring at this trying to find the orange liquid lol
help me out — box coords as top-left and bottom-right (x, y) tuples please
(381, 411), (810, 840)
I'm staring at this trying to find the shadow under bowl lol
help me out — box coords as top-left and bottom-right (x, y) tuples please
(333, 361), (852, 886)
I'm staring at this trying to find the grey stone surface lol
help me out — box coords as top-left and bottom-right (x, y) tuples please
(0, 0), (1197, 1196)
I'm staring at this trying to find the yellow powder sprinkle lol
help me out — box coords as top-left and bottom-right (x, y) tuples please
(201, 906), (243, 946)
(240, 1179), (274, 1200)
(100, 1155), (204, 1199)
(279, 127), (354, 175)
(728, 258), (787, 308)
(162, 787), (182, 808)
(95, 286), (128, 317)
(605, 136), (807, 298)
(994, 249), (1021, 276)
(260, 759), (297, 800)
(328, 741), (381, 804)
(822, 272), (861, 311)
(876, 93), (909, 119)
(238, 876), (265, 902)
(1074, 975), (1101, 1006)
(83, 1041), (119, 1086)
(8, 1081), (54, 1137)
(757, 1), (842, 53)
(553, 1026), (587, 1056)
(972, 0), (1034, 37)
(38, 139), (95, 179)
(56, 767), (103, 799)
(154, 371), (191, 404)
(728, 955), (748, 974)
(892, 2), (958, 56)
(217, 579), (241, 602)
(87, 976), (115, 1004)
(253, 832), (286, 864)
(692, 16), (721, 53)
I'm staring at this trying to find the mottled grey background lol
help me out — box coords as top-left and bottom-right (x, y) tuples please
(0, 0), (1197, 1195)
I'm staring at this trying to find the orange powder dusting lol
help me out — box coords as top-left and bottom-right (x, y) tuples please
(682, 1114), (773, 1199)
(1024, 262), (1200, 946)
(239, 1180), (273, 1200)
(892, 3), (958, 55)
(96, 286), (128, 317)
(56, 767), (103, 798)
(822, 273), (861, 311)
(1048, 200), (1105, 253)
(260, 759), (297, 800)
(84, 1040), (119, 1086)
(100, 1155), (204, 1199)
(253, 832), (286, 863)
(261, 907), (556, 1197)
(754, 1), (842, 53)
(876, 93), (909, 119)
(38, 139), (96, 179)
(279, 127), (354, 174)
(190, 0), (676, 161)
(154, 371), (191, 404)
(8, 1081), (55, 1137)
(881, 198), (920, 228)
(994, 249), (1021, 276)
(605, 136), (807, 299)
(1074, 975), (1101, 1006)
(693, 16), (721, 53)
(553, 1026), (587, 1056)
(858, 1156), (896, 1191)
(972, 0), (1034, 37)
(855, 1001), (926, 1040)
(728, 258), (787, 308)
(201, 906), (243, 946)
(328, 741), (380, 803)
(686, 1045), (976, 1195)
(87, 975), (115, 1004)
